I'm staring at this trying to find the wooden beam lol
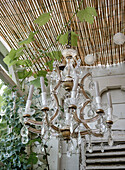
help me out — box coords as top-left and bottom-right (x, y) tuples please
(0, 66), (26, 98)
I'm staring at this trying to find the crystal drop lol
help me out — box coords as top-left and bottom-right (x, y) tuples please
(20, 126), (28, 137)
(88, 144), (93, 153)
(70, 123), (73, 134)
(89, 81), (95, 90)
(41, 147), (44, 152)
(101, 142), (104, 153)
(58, 151), (62, 158)
(78, 132), (81, 145)
(67, 151), (71, 157)
(22, 136), (28, 144)
(108, 137), (114, 146)
(87, 109), (95, 117)
(41, 124), (45, 136)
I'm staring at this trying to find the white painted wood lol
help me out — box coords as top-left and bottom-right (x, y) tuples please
(86, 151), (125, 157)
(48, 138), (60, 170)
(102, 89), (125, 104)
(61, 140), (78, 154)
(112, 104), (125, 118)
(60, 154), (79, 170)
(87, 144), (125, 151)
(86, 157), (125, 163)
(86, 165), (125, 169)
(112, 119), (125, 130)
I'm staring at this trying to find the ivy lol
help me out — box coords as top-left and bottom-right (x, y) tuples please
(0, 89), (30, 169)
(3, 3), (97, 89)
(34, 12), (52, 26)
(57, 31), (79, 46)
(3, 48), (24, 66)
(77, 7), (97, 24)
(18, 31), (38, 46)
(28, 152), (38, 164)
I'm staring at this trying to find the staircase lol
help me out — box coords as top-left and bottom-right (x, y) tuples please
(86, 141), (125, 170)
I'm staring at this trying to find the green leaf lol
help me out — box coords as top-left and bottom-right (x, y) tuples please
(45, 51), (62, 62)
(3, 49), (16, 65)
(3, 48), (24, 66)
(18, 32), (37, 46)
(30, 78), (41, 88)
(15, 47), (24, 58)
(28, 152), (38, 164)
(45, 60), (54, 71)
(15, 60), (27, 66)
(17, 70), (32, 79)
(28, 137), (41, 145)
(37, 70), (47, 77)
(34, 12), (52, 26)
(58, 31), (78, 46)
(77, 7), (97, 24)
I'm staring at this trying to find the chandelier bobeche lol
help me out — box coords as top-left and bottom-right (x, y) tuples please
(20, 46), (114, 156)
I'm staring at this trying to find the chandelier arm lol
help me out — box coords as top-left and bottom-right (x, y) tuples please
(28, 127), (41, 134)
(53, 80), (61, 91)
(50, 108), (59, 122)
(83, 115), (101, 123)
(73, 111), (103, 137)
(82, 122), (103, 137)
(25, 118), (43, 126)
(80, 100), (90, 119)
(73, 124), (79, 133)
(81, 73), (91, 85)
(45, 111), (50, 126)
(74, 109), (101, 124)
(51, 124), (61, 132)
(80, 72), (92, 100)
(80, 130), (91, 136)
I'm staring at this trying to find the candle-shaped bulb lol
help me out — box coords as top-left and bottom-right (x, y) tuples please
(71, 76), (79, 98)
(26, 85), (34, 109)
(107, 92), (112, 108)
(94, 81), (100, 97)
(27, 85), (34, 100)
(40, 77), (47, 106)
(40, 77), (46, 92)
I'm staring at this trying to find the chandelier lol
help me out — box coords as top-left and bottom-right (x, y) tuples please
(19, 30), (115, 157)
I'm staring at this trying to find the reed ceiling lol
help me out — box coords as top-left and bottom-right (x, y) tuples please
(0, 0), (125, 72)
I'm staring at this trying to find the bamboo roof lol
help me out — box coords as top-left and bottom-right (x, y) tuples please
(0, 0), (125, 72)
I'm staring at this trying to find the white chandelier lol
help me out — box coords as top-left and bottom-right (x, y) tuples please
(19, 31), (115, 157)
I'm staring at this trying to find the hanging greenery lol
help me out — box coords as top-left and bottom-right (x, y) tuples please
(0, 86), (50, 169)
(3, 2), (97, 88)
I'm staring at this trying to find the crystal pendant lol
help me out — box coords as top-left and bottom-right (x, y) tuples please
(101, 142), (104, 153)
(87, 109), (95, 117)
(88, 144), (93, 153)
(89, 81), (95, 90)
(78, 132), (82, 145)
(58, 151), (62, 158)
(20, 126), (28, 137)
(108, 136), (114, 146)
(41, 123), (45, 136)
(70, 122), (73, 134)
(67, 151), (72, 157)
(22, 136), (29, 144)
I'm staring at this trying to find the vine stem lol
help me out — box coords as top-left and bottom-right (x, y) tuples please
(39, 0), (84, 53)
(44, 145), (50, 170)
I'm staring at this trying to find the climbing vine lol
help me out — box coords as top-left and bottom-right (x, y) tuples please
(3, 3), (97, 88)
